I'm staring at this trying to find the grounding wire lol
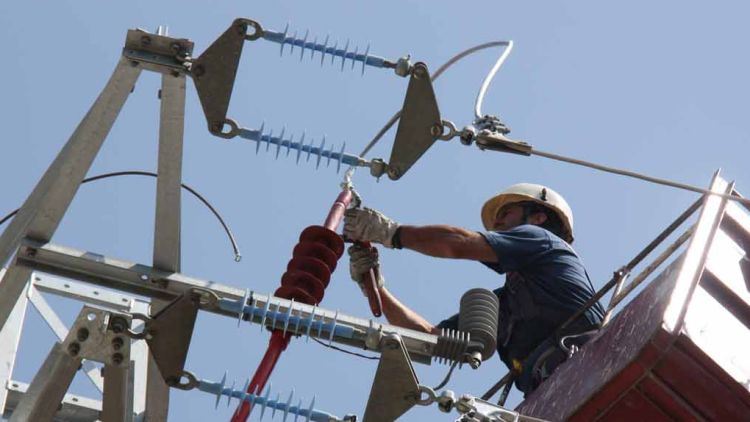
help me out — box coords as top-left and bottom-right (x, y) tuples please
(311, 337), (379, 360)
(355, 40), (515, 161)
(474, 41), (513, 119)
(0, 171), (242, 262)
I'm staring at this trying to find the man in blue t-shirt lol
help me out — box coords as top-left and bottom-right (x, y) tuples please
(344, 183), (604, 394)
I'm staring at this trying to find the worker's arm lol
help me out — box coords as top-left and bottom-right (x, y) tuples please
(379, 287), (441, 335)
(398, 225), (498, 263)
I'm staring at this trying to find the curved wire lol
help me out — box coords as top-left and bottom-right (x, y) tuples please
(474, 41), (513, 119)
(0, 171), (242, 262)
(344, 40), (516, 184)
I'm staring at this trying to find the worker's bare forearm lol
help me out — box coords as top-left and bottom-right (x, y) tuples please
(398, 225), (497, 262)
(379, 287), (439, 335)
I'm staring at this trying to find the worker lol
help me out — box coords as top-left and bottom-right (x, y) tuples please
(344, 183), (604, 394)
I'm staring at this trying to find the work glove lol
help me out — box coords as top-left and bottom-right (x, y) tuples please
(348, 244), (385, 296)
(344, 207), (399, 248)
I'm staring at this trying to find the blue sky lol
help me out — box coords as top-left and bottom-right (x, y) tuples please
(2, 1), (749, 420)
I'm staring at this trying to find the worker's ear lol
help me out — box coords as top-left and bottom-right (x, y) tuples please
(528, 211), (548, 226)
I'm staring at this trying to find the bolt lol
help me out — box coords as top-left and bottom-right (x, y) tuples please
(25, 248), (37, 257)
(171, 42), (182, 53)
(130, 61), (139, 67)
(387, 166), (401, 180)
(236, 23), (247, 36)
(112, 353), (124, 365)
(112, 337), (124, 351)
(171, 70), (180, 78)
(67, 342), (80, 356)
(76, 328), (89, 342)
(413, 64), (427, 79)
(211, 121), (224, 133)
(141, 35), (152, 46)
(192, 64), (205, 77)
(385, 340), (400, 350)
(430, 123), (443, 137)
(110, 316), (128, 334)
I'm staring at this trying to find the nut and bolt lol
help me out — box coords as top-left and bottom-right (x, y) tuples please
(112, 353), (124, 365)
(112, 337), (124, 351)
(413, 65), (427, 79)
(67, 342), (80, 356)
(141, 36), (152, 46)
(387, 167), (402, 180)
(192, 64), (205, 77)
(430, 123), (443, 137)
(25, 248), (37, 257)
(110, 316), (128, 334)
(76, 328), (89, 342)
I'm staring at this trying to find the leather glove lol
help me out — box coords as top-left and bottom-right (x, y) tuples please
(344, 207), (399, 248)
(348, 244), (385, 296)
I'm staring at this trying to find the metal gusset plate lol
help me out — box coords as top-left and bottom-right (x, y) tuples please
(192, 18), (261, 137)
(387, 62), (441, 180)
(146, 291), (201, 385)
(363, 334), (421, 422)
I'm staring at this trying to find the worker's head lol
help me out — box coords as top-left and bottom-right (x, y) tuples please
(481, 183), (574, 242)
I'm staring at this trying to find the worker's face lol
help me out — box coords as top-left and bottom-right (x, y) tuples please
(492, 204), (526, 231)
(492, 203), (548, 231)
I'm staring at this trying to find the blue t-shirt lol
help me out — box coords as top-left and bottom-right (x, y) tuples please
(438, 225), (604, 363)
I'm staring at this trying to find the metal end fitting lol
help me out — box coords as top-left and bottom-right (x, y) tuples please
(459, 126), (477, 146)
(437, 390), (456, 413)
(394, 55), (412, 77)
(369, 158), (388, 178)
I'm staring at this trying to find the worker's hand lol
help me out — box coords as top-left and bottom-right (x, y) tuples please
(348, 244), (385, 295)
(344, 207), (399, 248)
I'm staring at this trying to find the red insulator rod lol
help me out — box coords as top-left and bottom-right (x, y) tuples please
(323, 189), (353, 230)
(230, 188), (353, 422)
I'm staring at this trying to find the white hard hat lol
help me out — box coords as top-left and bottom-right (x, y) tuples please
(481, 183), (575, 242)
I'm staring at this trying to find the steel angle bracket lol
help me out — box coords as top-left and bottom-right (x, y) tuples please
(192, 18), (262, 138)
(363, 334), (421, 422)
(122, 29), (194, 74)
(145, 290), (203, 385)
(386, 62), (441, 180)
